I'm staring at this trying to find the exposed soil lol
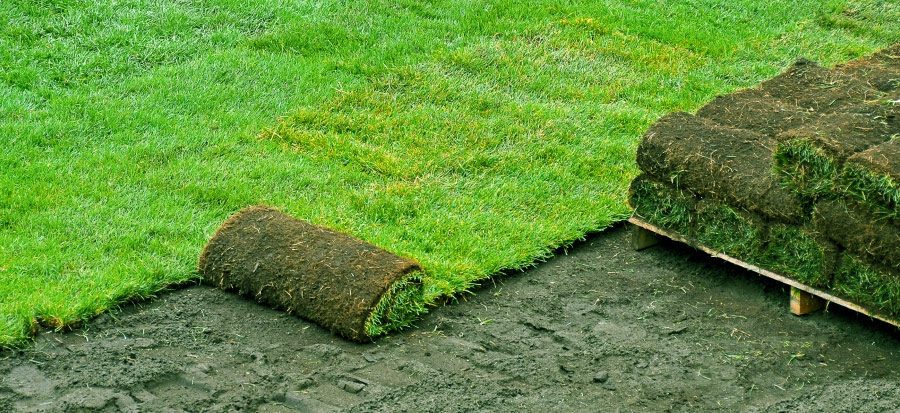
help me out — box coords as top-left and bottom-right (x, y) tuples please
(3, 224), (899, 412)
(199, 205), (423, 342)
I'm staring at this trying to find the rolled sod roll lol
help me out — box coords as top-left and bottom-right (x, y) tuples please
(199, 205), (425, 342)
(842, 139), (900, 224)
(814, 201), (900, 270)
(773, 105), (899, 201)
(778, 108), (898, 164)
(693, 199), (767, 260)
(833, 252), (900, 317)
(759, 58), (878, 113)
(628, 174), (696, 236)
(636, 111), (804, 222)
(695, 87), (812, 137)
(756, 223), (838, 288)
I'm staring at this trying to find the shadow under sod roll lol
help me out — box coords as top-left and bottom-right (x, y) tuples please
(198, 205), (424, 342)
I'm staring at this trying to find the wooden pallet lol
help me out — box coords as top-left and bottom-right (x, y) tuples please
(629, 216), (900, 327)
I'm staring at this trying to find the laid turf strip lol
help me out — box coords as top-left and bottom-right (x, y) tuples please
(3, 0), (900, 347)
(632, 43), (900, 317)
(199, 206), (424, 341)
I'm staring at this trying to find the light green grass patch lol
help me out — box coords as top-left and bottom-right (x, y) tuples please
(2, 0), (900, 346)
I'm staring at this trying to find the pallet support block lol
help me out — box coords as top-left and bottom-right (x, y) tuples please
(790, 286), (826, 315)
(631, 224), (660, 251)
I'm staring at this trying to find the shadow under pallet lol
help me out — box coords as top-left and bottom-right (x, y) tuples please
(629, 216), (900, 328)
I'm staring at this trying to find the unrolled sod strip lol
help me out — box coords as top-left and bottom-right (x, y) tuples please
(198, 205), (425, 342)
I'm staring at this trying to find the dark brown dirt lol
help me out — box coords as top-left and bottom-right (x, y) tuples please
(814, 201), (900, 270)
(2, 225), (900, 412)
(198, 205), (422, 342)
(636, 111), (804, 222)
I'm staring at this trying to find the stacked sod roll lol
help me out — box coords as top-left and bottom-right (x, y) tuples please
(631, 44), (900, 317)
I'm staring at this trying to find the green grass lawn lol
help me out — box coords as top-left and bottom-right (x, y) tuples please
(2, 0), (898, 347)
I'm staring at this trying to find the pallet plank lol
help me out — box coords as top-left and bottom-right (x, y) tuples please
(790, 287), (826, 315)
(632, 225), (660, 251)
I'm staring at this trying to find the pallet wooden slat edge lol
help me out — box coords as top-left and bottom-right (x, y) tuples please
(627, 216), (900, 328)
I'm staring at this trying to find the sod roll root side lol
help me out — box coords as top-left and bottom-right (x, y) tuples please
(695, 87), (812, 137)
(759, 58), (878, 113)
(198, 205), (425, 342)
(835, 43), (900, 93)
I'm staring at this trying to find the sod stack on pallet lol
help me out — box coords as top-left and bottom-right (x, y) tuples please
(630, 43), (900, 318)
